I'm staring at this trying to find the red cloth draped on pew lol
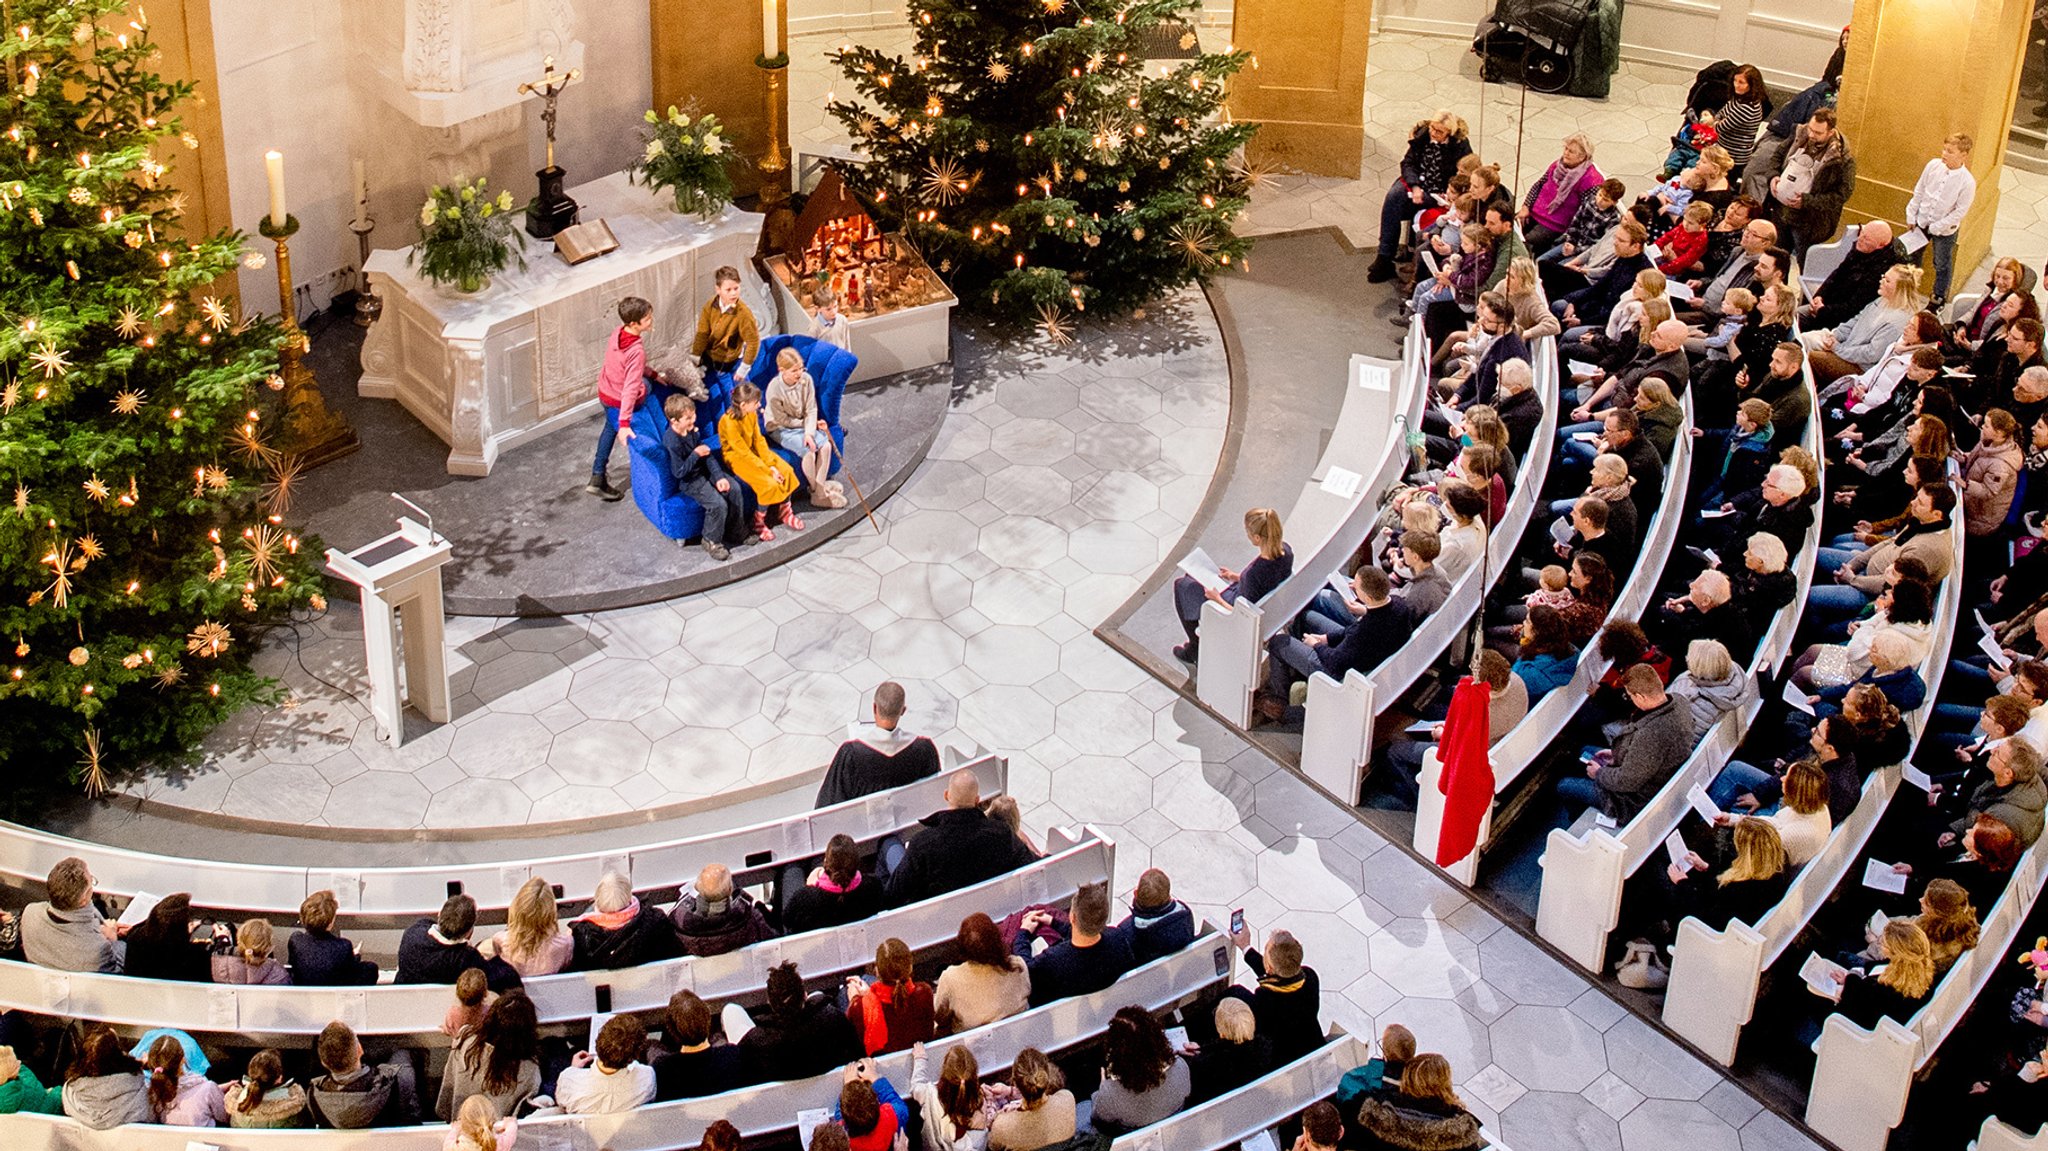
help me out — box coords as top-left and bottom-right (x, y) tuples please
(1435, 675), (1494, 867)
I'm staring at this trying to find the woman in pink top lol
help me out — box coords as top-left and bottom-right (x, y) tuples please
(479, 878), (574, 978)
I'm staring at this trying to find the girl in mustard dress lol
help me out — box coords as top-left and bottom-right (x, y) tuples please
(718, 380), (803, 541)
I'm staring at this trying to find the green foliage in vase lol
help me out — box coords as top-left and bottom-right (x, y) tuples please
(411, 178), (527, 292)
(829, 0), (1257, 321)
(630, 103), (737, 218)
(0, 0), (327, 785)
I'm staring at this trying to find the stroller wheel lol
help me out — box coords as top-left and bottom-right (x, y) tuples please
(1527, 48), (1572, 93)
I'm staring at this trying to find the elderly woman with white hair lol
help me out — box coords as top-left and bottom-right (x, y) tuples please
(1491, 356), (1545, 459)
(1520, 133), (1605, 252)
(1810, 627), (1929, 722)
(1729, 531), (1797, 636)
(570, 872), (681, 971)
(1667, 639), (1755, 737)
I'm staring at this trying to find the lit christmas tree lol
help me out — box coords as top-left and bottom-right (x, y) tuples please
(828, 0), (1258, 329)
(0, 0), (323, 788)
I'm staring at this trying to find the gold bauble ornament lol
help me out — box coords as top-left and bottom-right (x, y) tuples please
(67, 646), (87, 666)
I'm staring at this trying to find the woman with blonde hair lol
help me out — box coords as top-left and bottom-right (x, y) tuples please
(211, 918), (289, 985)
(1824, 920), (1937, 1029)
(1714, 757), (1830, 866)
(1858, 878), (1978, 973)
(1370, 110), (1475, 284)
(1662, 819), (1790, 942)
(1352, 1053), (1486, 1151)
(480, 877), (573, 977)
(1170, 507), (1292, 663)
(1636, 378), (1684, 460)
(1954, 256), (2033, 348)
(445, 1093), (517, 1151)
(1805, 265), (1928, 384)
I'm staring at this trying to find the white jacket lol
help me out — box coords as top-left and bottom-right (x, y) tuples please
(1906, 159), (1975, 237)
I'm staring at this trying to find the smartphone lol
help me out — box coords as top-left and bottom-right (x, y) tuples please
(594, 984), (613, 1014)
(551, 883), (565, 900)
(1229, 908), (1245, 937)
(446, 880), (463, 897)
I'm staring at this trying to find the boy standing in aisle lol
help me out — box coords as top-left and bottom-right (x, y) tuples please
(587, 296), (654, 500)
(1905, 132), (1976, 308)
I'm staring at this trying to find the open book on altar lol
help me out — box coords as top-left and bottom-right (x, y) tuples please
(553, 218), (619, 265)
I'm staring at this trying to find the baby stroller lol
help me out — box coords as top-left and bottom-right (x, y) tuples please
(1473, 0), (1601, 94)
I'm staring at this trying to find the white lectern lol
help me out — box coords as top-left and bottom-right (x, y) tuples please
(325, 517), (453, 745)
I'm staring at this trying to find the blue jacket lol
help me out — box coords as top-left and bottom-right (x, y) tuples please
(1116, 899), (1195, 966)
(1816, 666), (1926, 719)
(831, 1076), (908, 1133)
(1513, 653), (1578, 701)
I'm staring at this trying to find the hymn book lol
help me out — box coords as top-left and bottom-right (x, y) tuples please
(553, 218), (619, 265)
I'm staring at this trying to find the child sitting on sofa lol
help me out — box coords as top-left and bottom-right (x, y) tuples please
(719, 380), (804, 541)
(665, 395), (747, 561)
(766, 347), (847, 510)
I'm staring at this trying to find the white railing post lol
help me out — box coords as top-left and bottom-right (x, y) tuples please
(1806, 1016), (1919, 1151)
(1662, 915), (1768, 1065)
(1534, 828), (1627, 972)
(1195, 597), (1264, 728)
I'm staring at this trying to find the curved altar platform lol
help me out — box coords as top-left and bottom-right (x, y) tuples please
(298, 322), (951, 617)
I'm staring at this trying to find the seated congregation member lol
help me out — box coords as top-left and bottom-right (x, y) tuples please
(1368, 110), (1475, 284)
(1117, 867), (1195, 965)
(816, 680), (942, 807)
(224, 1049), (308, 1128)
(765, 345), (846, 510)
(909, 1043), (1017, 1151)
(22, 856), (121, 973)
(1713, 758), (1833, 867)
(555, 1015), (657, 1115)
(1738, 339), (1812, 450)
(1012, 881), (1136, 1006)
(1711, 714), (1863, 824)
(1434, 482), (1489, 584)
(1809, 920), (1937, 1031)
(1791, 578), (1935, 693)
(671, 863), (777, 957)
(1438, 293), (1526, 414)
(1351, 1053), (1487, 1151)
(1536, 175), (1624, 264)
(845, 937), (936, 1055)
(719, 381), (804, 542)
(1373, 650), (1528, 810)
(653, 991), (746, 1101)
(1172, 507), (1293, 663)
(1555, 496), (1633, 585)
(1185, 998), (1273, 1104)
(1667, 639), (1755, 739)
(1730, 532), (1798, 638)
(1653, 569), (1757, 665)
(1229, 921), (1323, 1066)
(1660, 820), (1790, 939)
(62, 1026), (150, 1129)
(935, 912), (1032, 1032)
(123, 893), (213, 982)
(144, 1033), (225, 1126)
(1701, 462), (1811, 562)
(289, 890), (379, 986)
(1812, 625), (1929, 723)
(449, 1096), (519, 1151)
(397, 894), (489, 986)
(830, 1061), (910, 1151)
(1552, 220), (1653, 325)
(479, 877), (574, 978)
(886, 770), (1038, 906)
(1089, 1006), (1192, 1134)
(781, 834), (883, 937)
(987, 1047), (1075, 1151)
(662, 395), (748, 561)
(729, 961), (863, 1083)
(212, 918), (290, 985)
(1896, 813), (2022, 913)
(1510, 605), (1581, 702)
(1944, 739), (2047, 850)
(307, 1020), (419, 1128)
(571, 871), (680, 970)
(1557, 664), (1693, 825)
(1847, 879), (1979, 975)
(1492, 358), (1546, 460)
(0, 1044), (62, 1116)
(1395, 530), (1452, 618)
(1803, 219), (1906, 330)
(1804, 265), (1929, 386)
(438, 992), (543, 1121)
(1520, 133), (1604, 251)
(1262, 566), (1410, 724)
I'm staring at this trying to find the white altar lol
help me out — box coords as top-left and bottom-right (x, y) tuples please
(359, 171), (768, 475)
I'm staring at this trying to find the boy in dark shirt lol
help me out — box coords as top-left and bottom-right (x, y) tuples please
(1012, 882), (1136, 1007)
(663, 394), (746, 561)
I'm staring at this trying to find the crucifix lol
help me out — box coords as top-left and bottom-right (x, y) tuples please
(517, 54), (583, 238)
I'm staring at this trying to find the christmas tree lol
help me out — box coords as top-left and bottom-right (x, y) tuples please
(827, 0), (1258, 327)
(0, 0), (323, 788)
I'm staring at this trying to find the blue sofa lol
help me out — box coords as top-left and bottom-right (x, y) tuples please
(627, 335), (856, 541)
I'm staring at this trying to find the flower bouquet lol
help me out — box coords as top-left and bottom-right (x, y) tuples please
(410, 177), (527, 294)
(630, 103), (735, 219)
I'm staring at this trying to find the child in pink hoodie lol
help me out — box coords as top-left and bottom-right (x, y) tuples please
(588, 297), (654, 501)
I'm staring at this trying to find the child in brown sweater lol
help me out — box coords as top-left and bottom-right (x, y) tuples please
(692, 266), (760, 380)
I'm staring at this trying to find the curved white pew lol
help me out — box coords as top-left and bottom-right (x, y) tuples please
(0, 752), (1001, 920)
(1663, 508), (1964, 1065)
(0, 826), (1113, 1042)
(1807, 806), (2048, 1150)
(1195, 322), (1428, 727)
(1109, 1030), (1362, 1151)
(0, 924), (1229, 1151)
(1535, 363), (1824, 971)
(1979, 1116), (2048, 1151)
(1417, 390), (1696, 884)
(1301, 335), (1561, 805)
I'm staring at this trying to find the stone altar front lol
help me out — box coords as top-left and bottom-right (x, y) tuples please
(359, 171), (767, 475)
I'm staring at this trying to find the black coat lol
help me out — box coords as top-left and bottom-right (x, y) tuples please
(885, 808), (1038, 907)
(1186, 1034), (1273, 1104)
(395, 920), (492, 986)
(1397, 129), (1474, 196)
(815, 735), (942, 808)
(569, 901), (682, 971)
(1456, 330), (1528, 409)
(1322, 599), (1414, 680)
(780, 874), (884, 937)
(736, 995), (862, 1083)
(1810, 240), (1907, 330)
(288, 928), (380, 986)
(1495, 387), (1544, 460)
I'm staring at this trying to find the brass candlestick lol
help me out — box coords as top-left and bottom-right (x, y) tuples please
(349, 217), (382, 328)
(757, 52), (791, 208)
(258, 214), (359, 467)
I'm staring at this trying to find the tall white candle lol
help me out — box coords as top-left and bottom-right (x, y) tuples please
(762, 0), (779, 57)
(264, 150), (286, 227)
(352, 158), (368, 228)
